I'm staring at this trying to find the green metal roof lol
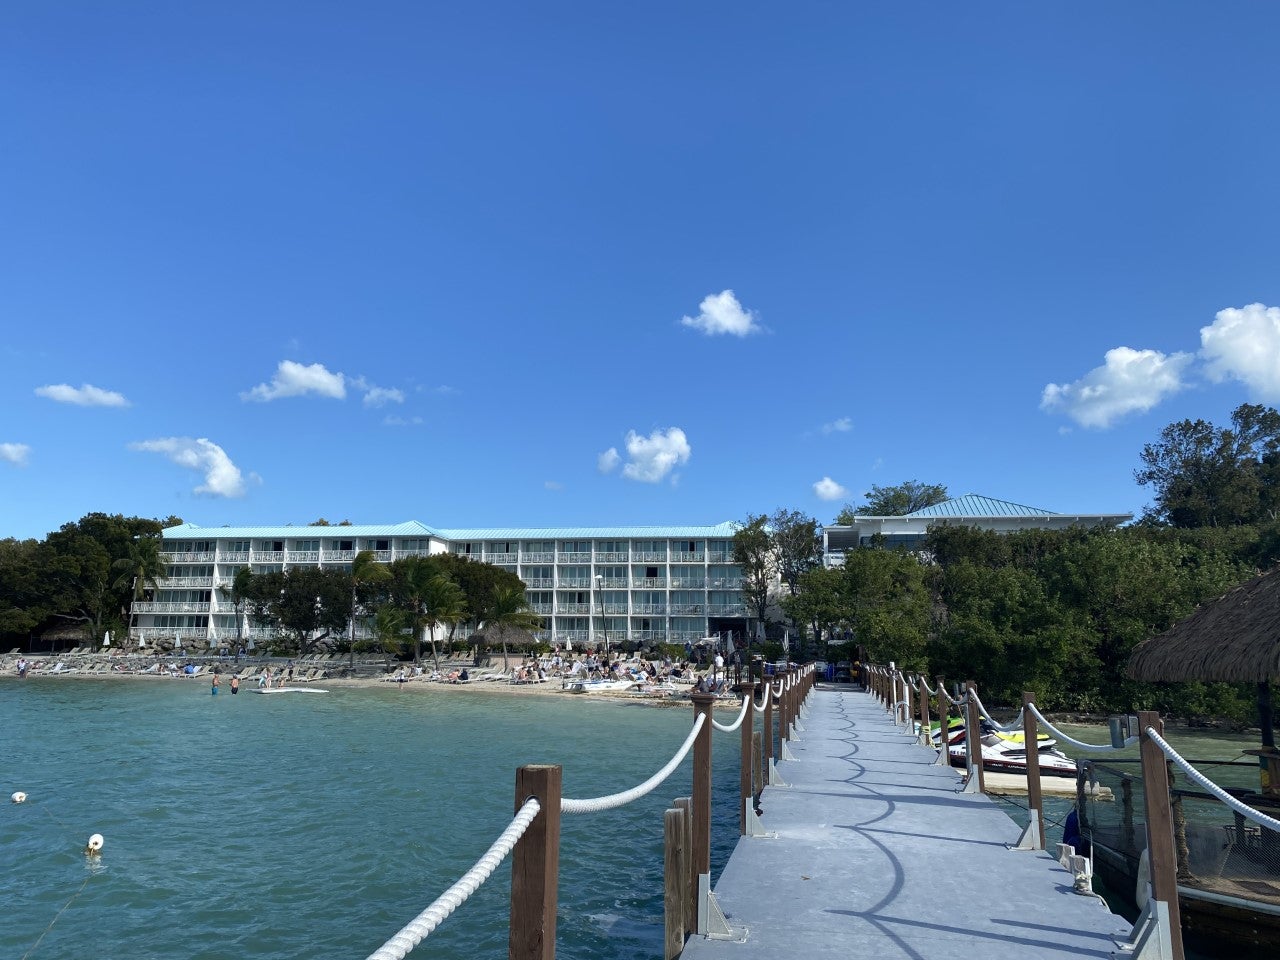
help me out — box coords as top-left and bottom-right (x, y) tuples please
(905, 494), (1058, 519)
(162, 521), (441, 540)
(162, 520), (742, 541)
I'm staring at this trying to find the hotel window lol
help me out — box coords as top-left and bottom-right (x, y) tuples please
(226, 541), (250, 553)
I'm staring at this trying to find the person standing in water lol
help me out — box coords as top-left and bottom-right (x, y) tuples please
(230, 675), (240, 695)
(211, 673), (220, 696)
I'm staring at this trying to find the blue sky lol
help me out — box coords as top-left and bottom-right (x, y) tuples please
(4, 3), (1280, 541)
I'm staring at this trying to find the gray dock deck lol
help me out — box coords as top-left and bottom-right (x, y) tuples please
(681, 685), (1131, 959)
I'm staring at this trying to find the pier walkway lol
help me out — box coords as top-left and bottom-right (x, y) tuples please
(682, 685), (1131, 959)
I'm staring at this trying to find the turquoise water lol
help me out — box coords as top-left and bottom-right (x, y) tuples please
(1, 679), (743, 960)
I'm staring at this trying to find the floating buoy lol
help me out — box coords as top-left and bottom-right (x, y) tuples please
(85, 833), (104, 855)
(11, 791), (26, 803)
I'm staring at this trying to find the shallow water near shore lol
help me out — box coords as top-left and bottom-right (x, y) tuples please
(1, 677), (742, 959)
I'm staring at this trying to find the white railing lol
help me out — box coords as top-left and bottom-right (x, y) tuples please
(157, 577), (213, 588)
(670, 553), (705, 564)
(558, 578), (591, 589)
(558, 630), (590, 644)
(709, 578), (743, 589)
(597, 577), (628, 588)
(633, 577), (666, 588)
(595, 552), (628, 563)
(218, 552), (250, 564)
(557, 552), (592, 563)
(523, 552), (554, 563)
(289, 551), (320, 563)
(602, 604), (628, 614)
(322, 550), (357, 561)
(161, 551), (216, 563)
(135, 627), (209, 640)
(707, 604), (746, 616)
(133, 602), (211, 614)
(524, 578), (554, 589)
(557, 603), (592, 615)
(669, 603), (704, 615)
(252, 551), (285, 563)
(629, 629), (667, 642)
(670, 578), (705, 589)
(633, 552), (666, 562)
(529, 604), (553, 615)
(485, 553), (519, 564)
(632, 603), (666, 615)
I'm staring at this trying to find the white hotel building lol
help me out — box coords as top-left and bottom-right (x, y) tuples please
(131, 521), (749, 649)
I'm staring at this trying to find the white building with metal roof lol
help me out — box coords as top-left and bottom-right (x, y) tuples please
(821, 493), (1132, 566)
(132, 520), (748, 650)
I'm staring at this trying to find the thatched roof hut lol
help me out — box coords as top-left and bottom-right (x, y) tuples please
(1127, 567), (1280, 683)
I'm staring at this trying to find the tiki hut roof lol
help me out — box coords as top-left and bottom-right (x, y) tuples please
(1127, 567), (1280, 683)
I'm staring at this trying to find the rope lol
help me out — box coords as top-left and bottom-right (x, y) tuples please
(366, 798), (541, 960)
(967, 690), (1025, 733)
(1025, 703), (1137, 753)
(917, 676), (937, 696)
(1145, 727), (1280, 834)
(712, 696), (751, 733)
(752, 690), (766, 713)
(21, 873), (93, 960)
(561, 714), (705, 814)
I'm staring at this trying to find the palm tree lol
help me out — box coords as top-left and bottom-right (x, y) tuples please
(372, 606), (410, 670)
(112, 535), (165, 646)
(419, 574), (467, 672)
(349, 550), (390, 667)
(482, 584), (543, 671)
(215, 566), (254, 650)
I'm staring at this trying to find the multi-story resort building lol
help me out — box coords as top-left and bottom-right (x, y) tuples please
(131, 521), (749, 649)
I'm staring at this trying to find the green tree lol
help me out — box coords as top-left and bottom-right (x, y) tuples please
(111, 533), (166, 633)
(1135, 403), (1280, 528)
(482, 584), (542, 670)
(781, 565), (845, 652)
(770, 508), (821, 596)
(418, 574), (468, 671)
(348, 550), (391, 666)
(372, 605), (410, 668)
(840, 548), (931, 669)
(733, 514), (775, 643)
(215, 566), (255, 649)
(835, 481), (949, 524)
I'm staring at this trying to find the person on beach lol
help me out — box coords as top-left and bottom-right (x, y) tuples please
(211, 673), (220, 696)
(230, 675), (240, 695)
(731, 649), (742, 684)
(17, 657), (27, 678)
(286, 660), (295, 683)
(713, 651), (724, 683)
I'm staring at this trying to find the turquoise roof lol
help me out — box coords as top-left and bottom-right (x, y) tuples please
(905, 494), (1058, 519)
(433, 522), (741, 540)
(162, 521), (441, 540)
(163, 520), (741, 541)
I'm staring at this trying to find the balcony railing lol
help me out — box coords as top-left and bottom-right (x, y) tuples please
(602, 604), (628, 614)
(669, 630), (705, 643)
(557, 630), (590, 645)
(669, 603), (704, 615)
(252, 551), (285, 563)
(523, 552), (554, 563)
(597, 577), (628, 588)
(670, 553), (706, 564)
(670, 578), (705, 589)
(632, 603), (667, 615)
(556, 603), (592, 615)
(557, 552), (592, 564)
(289, 551), (320, 563)
(629, 629), (667, 642)
(706, 553), (732, 564)
(524, 578), (554, 589)
(218, 552), (250, 564)
(157, 576), (213, 588)
(132, 602), (211, 614)
(709, 578), (744, 589)
(161, 552), (216, 563)
(633, 577), (666, 588)
(632, 552), (666, 562)
(135, 627), (209, 640)
(595, 552), (628, 563)
(558, 578), (591, 589)
(707, 604), (747, 616)
(486, 552), (518, 564)
(322, 550), (356, 562)
(529, 604), (553, 615)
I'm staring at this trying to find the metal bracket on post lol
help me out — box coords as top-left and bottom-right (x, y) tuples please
(780, 740), (797, 761)
(794, 716), (805, 733)
(1009, 809), (1042, 851)
(960, 769), (981, 793)
(789, 721), (802, 741)
(744, 797), (776, 839)
(768, 757), (789, 786)
(697, 873), (747, 941)
(1112, 899), (1175, 959)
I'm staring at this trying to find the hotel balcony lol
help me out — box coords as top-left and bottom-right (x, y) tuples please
(289, 551), (320, 563)
(157, 576), (213, 588)
(558, 578), (592, 589)
(132, 601), (211, 614)
(632, 577), (666, 588)
(706, 552), (732, 564)
(709, 578), (744, 589)
(557, 552), (592, 564)
(595, 552), (628, 563)
(529, 603), (553, 615)
(602, 604), (628, 614)
(707, 603), (747, 616)
(558, 630), (590, 646)
(161, 551), (216, 563)
(322, 550), (356, 562)
(597, 577), (628, 588)
(136, 627), (209, 640)
(670, 553), (706, 564)
(523, 552), (555, 563)
(218, 552), (250, 564)
(629, 629), (667, 642)
(632, 603), (667, 615)
(557, 603), (592, 615)
(632, 551), (666, 562)
(524, 578), (554, 589)
(669, 603), (704, 615)
(669, 630), (706, 643)
(486, 552), (519, 564)
(252, 551), (285, 563)
(670, 577), (705, 589)
(369, 550), (392, 562)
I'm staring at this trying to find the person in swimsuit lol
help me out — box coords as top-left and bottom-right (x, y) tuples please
(230, 675), (240, 694)
(211, 673), (220, 696)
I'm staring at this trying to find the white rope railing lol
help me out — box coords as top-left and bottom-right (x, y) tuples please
(712, 696), (751, 733)
(917, 676), (937, 696)
(561, 714), (706, 814)
(1145, 727), (1280, 833)
(752, 690), (766, 713)
(1025, 702), (1137, 753)
(968, 689), (1025, 733)
(366, 797), (541, 960)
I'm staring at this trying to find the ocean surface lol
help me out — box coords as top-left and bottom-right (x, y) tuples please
(1, 678), (742, 960)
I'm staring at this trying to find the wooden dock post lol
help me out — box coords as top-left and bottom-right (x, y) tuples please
(1138, 710), (1185, 960)
(691, 691), (715, 931)
(740, 682), (755, 835)
(510, 764), (562, 960)
(965, 681), (986, 794)
(933, 675), (948, 765)
(664, 806), (687, 959)
(1022, 691), (1044, 849)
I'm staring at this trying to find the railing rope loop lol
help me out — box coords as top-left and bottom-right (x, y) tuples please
(1145, 726), (1280, 833)
(711, 696), (751, 733)
(561, 714), (706, 814)
(1025, 702), (1137, 753)
(967, 689), (1025, 732)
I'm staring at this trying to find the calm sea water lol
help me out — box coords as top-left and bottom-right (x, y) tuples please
(1, 678), (742, 960)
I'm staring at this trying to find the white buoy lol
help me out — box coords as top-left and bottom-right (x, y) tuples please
(85, 833), (104, 854)
(11, 791), (26, 803)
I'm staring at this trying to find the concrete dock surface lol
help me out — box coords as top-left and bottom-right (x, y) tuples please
(681, 686), (1131, 959)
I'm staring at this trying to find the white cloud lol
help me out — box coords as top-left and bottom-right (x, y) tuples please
(241, 360), (346, 402)
(362, 386), (405, 408)
(35, 383), (129, 407)
(1200, 303), (1280, 400)
(1040, 346), (1191, 429)
(129, 437), (250, 497)
(1, 443), (31, 466)
(813, 476), (849, 501)
(598, 448), (621, 473)
(544, 480), (564, 491)
(615, 427), (691, 483)
(383, 415), (424, 427)
(681, 289), (762, 337)
(821, 417), (852, 435)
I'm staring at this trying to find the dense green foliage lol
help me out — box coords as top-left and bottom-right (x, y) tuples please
(834, 481), (949, 524)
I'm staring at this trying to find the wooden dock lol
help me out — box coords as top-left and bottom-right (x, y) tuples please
(680, 685), (1131, 959)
